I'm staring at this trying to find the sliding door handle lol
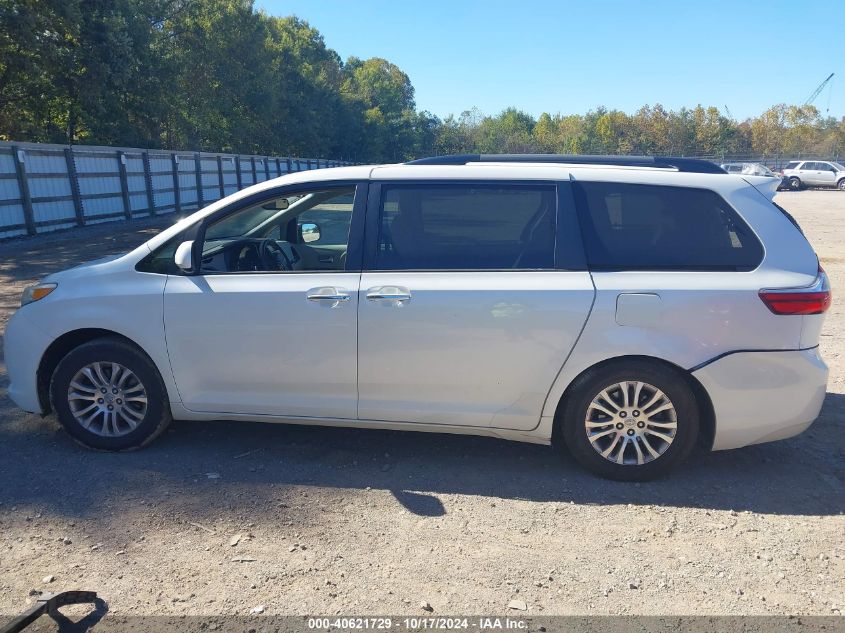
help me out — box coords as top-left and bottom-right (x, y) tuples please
(366, 286), (411, 303)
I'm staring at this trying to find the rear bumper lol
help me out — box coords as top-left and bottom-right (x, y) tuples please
(693, 348), (828, 450)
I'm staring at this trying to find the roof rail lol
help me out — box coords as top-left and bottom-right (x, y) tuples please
(405, 154), (726, 174)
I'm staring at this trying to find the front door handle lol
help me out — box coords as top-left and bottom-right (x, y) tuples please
(306, 287), (350, 306)
(366, 285), (411, 303)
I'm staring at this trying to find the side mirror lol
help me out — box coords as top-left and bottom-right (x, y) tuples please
(174, 241), (194, 272)
(300, 222), (321, 243)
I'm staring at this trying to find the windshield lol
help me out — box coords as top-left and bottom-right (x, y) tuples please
(832, 162), (845, 170)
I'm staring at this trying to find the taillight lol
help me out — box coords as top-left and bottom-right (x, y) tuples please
(759, 265), (831, 315)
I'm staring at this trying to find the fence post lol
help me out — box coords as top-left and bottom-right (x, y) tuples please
(275, 157), (281, 177)
(64, 147), (85, 226)
(117, 151), (132, 220)
(264, 157), (270, 181)
(235, 156), (243, 190)
(216, 155), (225, 199)
(307, 159), (312, 170)
(194, 152), (204, 209)
(250, 156), (257, 183)
(12, 146), (36, 236)
(286, 158), (292, 174)
(171, 153), (181, 214)
(142, 151), (156, 216)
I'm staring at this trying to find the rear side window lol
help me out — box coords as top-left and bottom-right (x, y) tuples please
(375, 184), (556, 270)
(574, 182), (763, 271)
(784, 161), (800, 170)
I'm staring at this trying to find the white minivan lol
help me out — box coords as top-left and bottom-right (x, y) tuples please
(4, 155), (830, 480)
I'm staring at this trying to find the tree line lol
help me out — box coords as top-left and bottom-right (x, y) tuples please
(2, 0), (844, 162)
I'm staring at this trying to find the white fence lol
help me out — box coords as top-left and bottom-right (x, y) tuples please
(0, 141), (352, 239)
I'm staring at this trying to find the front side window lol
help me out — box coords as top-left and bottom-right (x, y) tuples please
(575, 182), (763, 271)
(374, 184), (556, 270)
(200, 186), (356, 273)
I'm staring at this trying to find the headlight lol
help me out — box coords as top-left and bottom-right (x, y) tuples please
(21, 283), (57, 306)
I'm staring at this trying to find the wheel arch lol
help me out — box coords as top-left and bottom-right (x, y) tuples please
(37, 328), (161, 414)
(550, 354), (715, 450)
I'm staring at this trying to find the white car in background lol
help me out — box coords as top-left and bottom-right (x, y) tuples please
(719, 162), (776, 177)
(720, 162), (788, 192)
(782, 160), (845, 190)
(4, 155), (830, 481)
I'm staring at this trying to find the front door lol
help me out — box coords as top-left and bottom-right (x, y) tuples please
(164, 183), (365, 418)
(356, 181), (595, 430)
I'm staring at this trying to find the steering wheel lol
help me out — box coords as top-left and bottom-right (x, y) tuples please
(259, 238), (293, 271)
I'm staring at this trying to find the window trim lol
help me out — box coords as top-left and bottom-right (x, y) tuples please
(362, 179), (586, 273)
(178, 180), (368, 276)
(571, 180), (765, 273)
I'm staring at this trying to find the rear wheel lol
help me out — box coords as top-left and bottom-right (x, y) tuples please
(559, 360), (699, 481)
(838, 178), (845, 191)
(51, 337), (171, 450)
(789, 177), (802, 190)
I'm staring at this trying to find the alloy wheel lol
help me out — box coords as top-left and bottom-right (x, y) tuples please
(584, 381), (677, 466)
(67, 362), (148, 437)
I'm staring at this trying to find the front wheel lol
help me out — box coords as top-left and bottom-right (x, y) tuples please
(838, 179), (845, 191)
(559, 361), (700, 481)
(51, 337), (172, 450)
(789, 177), (802, 190)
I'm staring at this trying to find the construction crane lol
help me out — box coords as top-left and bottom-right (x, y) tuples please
(804, 73), (834, 111)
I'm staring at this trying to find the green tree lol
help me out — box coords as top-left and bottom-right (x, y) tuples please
(341, 56), (416, 161)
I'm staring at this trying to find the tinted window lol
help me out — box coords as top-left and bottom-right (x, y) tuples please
(784, 161), (800, 170)
(801, 162), (818, 170)
(575, 182), (763, 271)
(375, 184), (556, 270)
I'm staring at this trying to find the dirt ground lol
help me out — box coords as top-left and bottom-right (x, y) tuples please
(0, 193), (842, 621)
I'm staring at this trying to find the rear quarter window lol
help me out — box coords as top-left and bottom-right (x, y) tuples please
(574, 182), (764, 271)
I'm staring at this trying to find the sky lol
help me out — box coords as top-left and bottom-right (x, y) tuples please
(257, 0), (842, 122)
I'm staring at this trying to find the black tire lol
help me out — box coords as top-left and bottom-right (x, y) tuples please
(838, 179), (845, 191)
(50, 337), (172, 451)
(558, 360), (699, 481)
(789, 177), (802, 190)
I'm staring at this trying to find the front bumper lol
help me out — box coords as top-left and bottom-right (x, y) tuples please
(693, 347), (828, 450)
(4, 307), (54, 414)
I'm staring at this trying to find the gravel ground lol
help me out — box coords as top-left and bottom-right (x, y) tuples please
(0, 194), (842, 620)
